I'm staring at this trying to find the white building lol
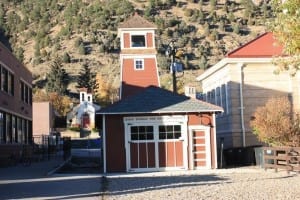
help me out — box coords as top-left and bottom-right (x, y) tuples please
(67, 89), (100, 132)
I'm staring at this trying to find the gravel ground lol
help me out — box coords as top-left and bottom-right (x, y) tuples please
(102, 168), (300, 200)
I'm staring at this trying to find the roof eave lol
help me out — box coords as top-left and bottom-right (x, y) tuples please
(196, 57), (274, 81)
(118, 27), (157, 31)
(96, 109), (223, 115)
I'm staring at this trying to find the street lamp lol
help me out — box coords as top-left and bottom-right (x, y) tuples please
(165, 40), (183, 93)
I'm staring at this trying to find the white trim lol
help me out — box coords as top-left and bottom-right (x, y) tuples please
(98, 109), (222, 115)
(119, 30), (156, 50)
(134, 58), (144, 70)
(0, 107), (32, 121)
(124, 115), (188, 172)
(102, 115), (107, 173)
(188, 125), (211, 169)
(120, 55), (157, 59)
(196, 57), (274, 81)
(0, 61), (15, 74)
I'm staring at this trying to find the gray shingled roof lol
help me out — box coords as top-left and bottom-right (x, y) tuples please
(119, 13), (156, 29)
(97, 86), (223, 115)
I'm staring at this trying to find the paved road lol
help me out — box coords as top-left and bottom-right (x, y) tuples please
(0, 156), (103, 200)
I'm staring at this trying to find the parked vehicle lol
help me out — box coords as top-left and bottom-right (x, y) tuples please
(71, 138), (102, 160)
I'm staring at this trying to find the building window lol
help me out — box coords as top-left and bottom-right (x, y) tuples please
(131, 126), (154, 141)
(81, 93), (85, 102)
(159, 125), (181, 140)
(29, 88), (32, 105)
(221, 84), (228, 114)
(22, 119), (26, 144)
(12, 115), (16, 143)
(1, 67), (8, 92)
(25, 84), (28, 103)
(20, 80), (31, 105)
(17, 117), (22, 144)
(0, 112), (4, 144)
(9, 73), (14, 96)
(131, 35), (146, 47)
(20, 81), (24, 101)
(216, 86), (221, 106)
(134, 59), (144, 70)
(6, 113), (11, 143)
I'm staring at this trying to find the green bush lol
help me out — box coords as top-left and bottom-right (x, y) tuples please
(69, 127), (81, 132)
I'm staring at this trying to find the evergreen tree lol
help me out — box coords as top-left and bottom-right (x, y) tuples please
(62, 52), (71, 63)
(77, 63), (98, 93)
(199, 55), (207, 70)
(45, 57), (69, 95)
(78, 43), (86, 55)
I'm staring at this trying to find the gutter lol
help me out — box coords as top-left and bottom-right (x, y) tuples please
(238, 63), (246, 147)
(102, 115), (107, 173)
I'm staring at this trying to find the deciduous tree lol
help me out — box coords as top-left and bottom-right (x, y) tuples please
(250, 96), (300, 146)
(272, 0), (300, 75)
(33, 89), (72, 116)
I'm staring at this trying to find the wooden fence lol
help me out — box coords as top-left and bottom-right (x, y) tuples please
(264, 147), (300, 173)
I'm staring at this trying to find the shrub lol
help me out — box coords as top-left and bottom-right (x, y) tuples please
(184, 9), (193, 17)
(250, 97), (300, 147)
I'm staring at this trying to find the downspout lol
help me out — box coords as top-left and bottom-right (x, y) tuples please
(102, 114), (107, 173)
(212, 113), (218, 169)
(238, 63), (246, 147)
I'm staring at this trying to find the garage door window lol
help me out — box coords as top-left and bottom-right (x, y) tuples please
(131, 126), (154, 140)
(159, 125), (181, 139)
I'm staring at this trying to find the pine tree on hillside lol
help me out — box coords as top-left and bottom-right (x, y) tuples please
(45, 57), (69, 95)
(77, 63), (98, 93)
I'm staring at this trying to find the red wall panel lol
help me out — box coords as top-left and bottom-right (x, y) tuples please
(123, 33), (130, 48)
(105, 115), (126, 172)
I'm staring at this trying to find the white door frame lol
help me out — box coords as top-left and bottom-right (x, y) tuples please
(124, 115), (188, 172)
(188, 125), (211, 169)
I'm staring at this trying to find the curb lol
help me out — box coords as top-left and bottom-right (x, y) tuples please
(46, 157), (71, 176)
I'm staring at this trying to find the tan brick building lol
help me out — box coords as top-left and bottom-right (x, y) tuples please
(33, 102), (54, 136)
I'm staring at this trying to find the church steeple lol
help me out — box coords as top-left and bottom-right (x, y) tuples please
(118, 14), (160, 99)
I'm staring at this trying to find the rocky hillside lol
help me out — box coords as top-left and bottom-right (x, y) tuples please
(0, 0), (273, 94)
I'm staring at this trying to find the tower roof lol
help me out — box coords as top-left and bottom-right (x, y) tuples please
(119, 13), (156, 29)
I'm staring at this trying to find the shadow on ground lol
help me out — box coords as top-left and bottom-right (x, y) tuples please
(0, 175), (102, 199)
(105, 173), (230, 196)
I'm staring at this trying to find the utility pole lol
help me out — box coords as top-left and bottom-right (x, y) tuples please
(166, 40), (177, 93)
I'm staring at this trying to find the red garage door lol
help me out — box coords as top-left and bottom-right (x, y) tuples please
(158, 125), (184, 168)
(128, 124), (185, 171)
(129, 126), (156, 169)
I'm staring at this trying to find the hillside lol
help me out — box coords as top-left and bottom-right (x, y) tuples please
(0, 0), (273, 98)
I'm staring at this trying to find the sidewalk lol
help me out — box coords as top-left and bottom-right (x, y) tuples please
(0, 154), (65, 181)
(0, 154), (103, 200)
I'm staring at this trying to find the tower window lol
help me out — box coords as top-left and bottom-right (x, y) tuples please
(134, 59), (144, 70)
(131, 35), (145, 47)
